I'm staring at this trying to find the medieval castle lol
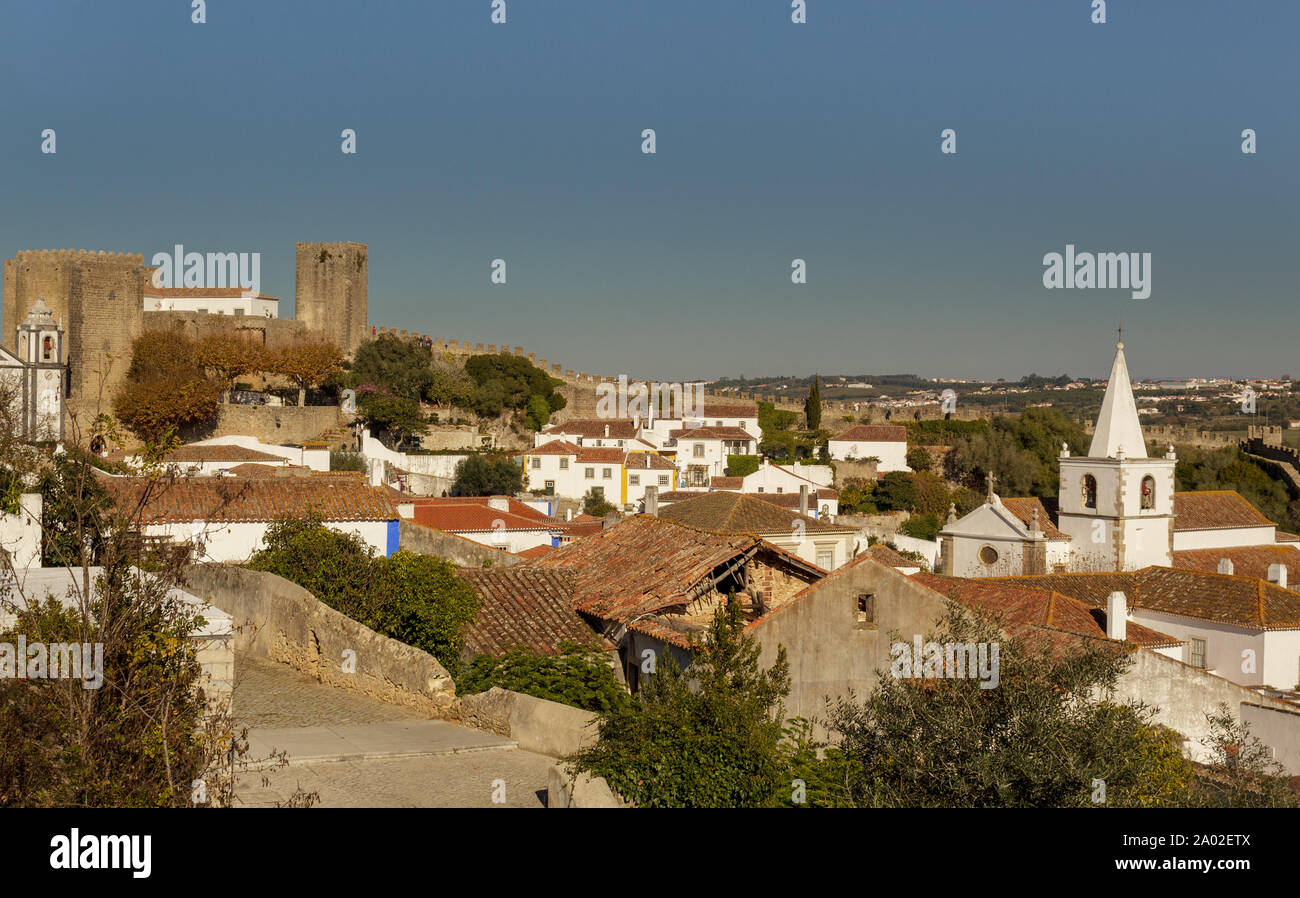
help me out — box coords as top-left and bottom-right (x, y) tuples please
(1, 242), (368, 435)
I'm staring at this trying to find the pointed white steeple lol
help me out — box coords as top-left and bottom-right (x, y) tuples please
(1088, 335), (1147, 459)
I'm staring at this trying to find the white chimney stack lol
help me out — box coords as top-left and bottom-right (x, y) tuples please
(1268, 563), (1288, 589)
(487, 496), (509, 512)
(799, 484), (809, 517)
(1217, 558), (1234, 575)
(1106, 591), (1127, 641)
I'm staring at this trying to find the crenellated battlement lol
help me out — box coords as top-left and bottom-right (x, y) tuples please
(13, 249), (145, 264)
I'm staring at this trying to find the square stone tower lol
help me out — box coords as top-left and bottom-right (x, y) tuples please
(3, 249), (148, 426)
(295, 242), (368, 354)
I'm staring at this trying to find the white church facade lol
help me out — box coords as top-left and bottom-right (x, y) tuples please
(940, 338), (1289, 577)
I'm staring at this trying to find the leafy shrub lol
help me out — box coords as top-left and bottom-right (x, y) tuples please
(457, 642), (631, 714)
(247, 519), (480, 675)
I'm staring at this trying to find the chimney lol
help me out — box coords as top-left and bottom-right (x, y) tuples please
(799, 484), (809, 517)
(1106, 591), (1127, 641)
(368, 458), (384, 487)
(1268, 563), (1288, 589)
(604, 424), (610, 438)
(1217, 558), (1234, 575)
(602, 511), (620, 530)
(566, 508), (573, 521)
(644, 485), (658, 517)
(487, 496), (509, 512)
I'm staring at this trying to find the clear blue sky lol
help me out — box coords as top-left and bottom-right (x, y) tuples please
(1, 0), (1295, 382)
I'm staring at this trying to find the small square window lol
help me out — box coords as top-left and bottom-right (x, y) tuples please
(856, 594), (875, 625)
(559, 458), (569, 469)
(585, 468), (595, 479)
(603, 468), (612, 479)
(629, 474), (640, 486)
(530, 457), (541, 469)
(694, 444), (705, 457)
(658, 475), (669, 486)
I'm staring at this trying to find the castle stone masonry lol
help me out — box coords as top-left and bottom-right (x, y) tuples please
(3, 242), (368, 433)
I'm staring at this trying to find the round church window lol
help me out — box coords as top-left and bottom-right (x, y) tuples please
(979, 545), (999, 566)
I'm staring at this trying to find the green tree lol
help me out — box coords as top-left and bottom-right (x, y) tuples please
(451, 454), (524, 497)
(906, 446), (933, 473)
(462, 353), (566, 420)
(357, 390), (430, 448)
(247, 519), (480, 677)
(821, 603), (1194, 807)
(349, 334), (434, 400)
(38, 447), (116, 566)
(582, 488), (616, 517)
(524, 393), (552, 431)
(567, 598), (791, 807)
(804, 375), (822, 431)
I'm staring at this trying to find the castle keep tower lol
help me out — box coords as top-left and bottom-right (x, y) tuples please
(295, 242), (368, 354)
(3, 250), (148, 422)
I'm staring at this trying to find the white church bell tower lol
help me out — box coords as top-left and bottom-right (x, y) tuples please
(1057, 335), (1174, 571)
(17, 297), (66, 443)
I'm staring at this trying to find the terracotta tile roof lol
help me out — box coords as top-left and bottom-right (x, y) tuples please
(408, 496), (555, 522)
(833, 425), (907, 443)
(914, 572), (1181, 650)
(711, 476), (743, 489)
(668, 426), (754, 441)
(658, 491), (856, 535)
(516, 544), (555, 559)
(164, 444), (288, 463)
(1174, 491), (1274, 530)
(412, 503), (560, 533)
(626, 453), (676, 471)
(656, 490), (710, 502)
(225, 463), (287, 477)
(529, 515), (822, 623)
(575, 447), (627, 464)
(994, 567), (1300, 631)
(866, 544), (919, 568)
(999, 497), (1069, 540)
(103, 476), (398, 524)
(1173, 544), (1300, 583)
(528, 440), (581, 455)
(1276, 531), (1300, 543)
(455, 568), (611, 658)
(542, 419), (640, 439)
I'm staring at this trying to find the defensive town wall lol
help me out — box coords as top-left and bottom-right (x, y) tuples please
(183, 563), (457, 716)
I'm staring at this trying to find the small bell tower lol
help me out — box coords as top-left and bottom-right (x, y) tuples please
(17, 297), (66, 442)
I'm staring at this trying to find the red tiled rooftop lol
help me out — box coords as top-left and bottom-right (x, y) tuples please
(103, 476), (397, 524)
(832, 425), (907, 443)
(668, 426), (754, 441)
(412, 504), (560, 533)
(1174, 491), (1274, 531)
(455, 567), (611, 658)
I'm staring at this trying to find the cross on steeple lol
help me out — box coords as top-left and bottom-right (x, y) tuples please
(986, 471), (997, 502)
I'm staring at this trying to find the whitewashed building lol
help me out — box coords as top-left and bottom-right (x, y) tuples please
(828, 424), (909, 471)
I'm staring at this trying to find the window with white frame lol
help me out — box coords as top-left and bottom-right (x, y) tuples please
(1189, 637), (1207, 669)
